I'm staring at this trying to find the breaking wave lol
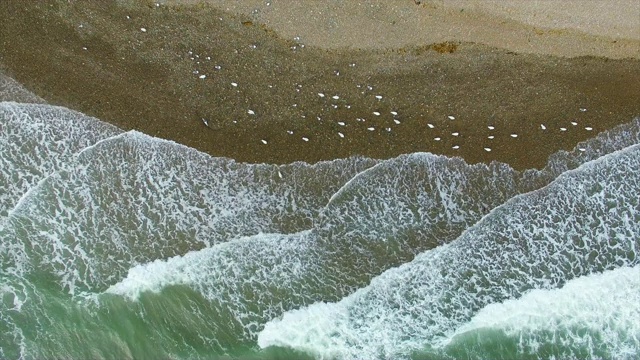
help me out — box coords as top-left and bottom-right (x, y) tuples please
(1, 97), (639, 359)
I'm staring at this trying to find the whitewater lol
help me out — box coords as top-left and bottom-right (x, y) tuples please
(1, 87), (639, 358)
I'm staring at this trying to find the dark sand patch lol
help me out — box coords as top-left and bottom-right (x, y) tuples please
(1, 1), (639, 170)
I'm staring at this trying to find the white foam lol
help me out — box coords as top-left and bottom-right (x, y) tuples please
(0, 75), (46, 104)
(103, 230), (338, 351)
(446, 265), (640, 358)
(108, 231), (309, 300)
(521, 116), (640, 192)
(258, 144), (640, 359)
(0, 102), (121, 219)
(106, 152), (524, 352)
(2, 130), (377, 294)
(4, 101), (640, 357)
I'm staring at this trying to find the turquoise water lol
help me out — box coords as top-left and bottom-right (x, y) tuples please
(1, 101), (639, 359)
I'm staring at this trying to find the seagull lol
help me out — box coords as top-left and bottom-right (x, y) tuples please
(201, 118), (219, 130)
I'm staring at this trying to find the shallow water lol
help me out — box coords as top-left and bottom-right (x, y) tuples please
(1, 100), (639, 359)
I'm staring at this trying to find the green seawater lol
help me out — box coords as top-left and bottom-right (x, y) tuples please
(2, 103), (640, 359)
(6, 260), (640, 359)
(0, 283), (576, 359)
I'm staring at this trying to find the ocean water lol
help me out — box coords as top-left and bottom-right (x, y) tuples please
(1, 97), (639, 360)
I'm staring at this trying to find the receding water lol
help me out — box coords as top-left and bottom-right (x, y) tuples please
(1, 100), (639, 359)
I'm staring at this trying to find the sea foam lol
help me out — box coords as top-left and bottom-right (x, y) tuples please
(258, 144), (640, 360)
(3, 98), (640, 358)
(445, 264), (640, 359)
(1, 130), (376, 293)
(0, 102), (121, 219)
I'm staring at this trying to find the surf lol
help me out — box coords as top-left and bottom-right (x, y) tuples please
(2, 98), (640, 359)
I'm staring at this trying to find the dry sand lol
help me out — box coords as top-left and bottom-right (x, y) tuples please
(168, 0), (640, 58)
(1, 0), (639, 169)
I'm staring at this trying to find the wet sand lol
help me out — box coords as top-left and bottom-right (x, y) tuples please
(1, 0), (639, 170)
(0, 72), (46, 104)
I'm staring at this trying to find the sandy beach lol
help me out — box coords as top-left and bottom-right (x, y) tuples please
(1, 0), (639, 169)
(184, 0), (640, 58)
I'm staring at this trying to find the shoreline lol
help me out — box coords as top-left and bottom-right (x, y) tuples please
(1, 0), (639, 170)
